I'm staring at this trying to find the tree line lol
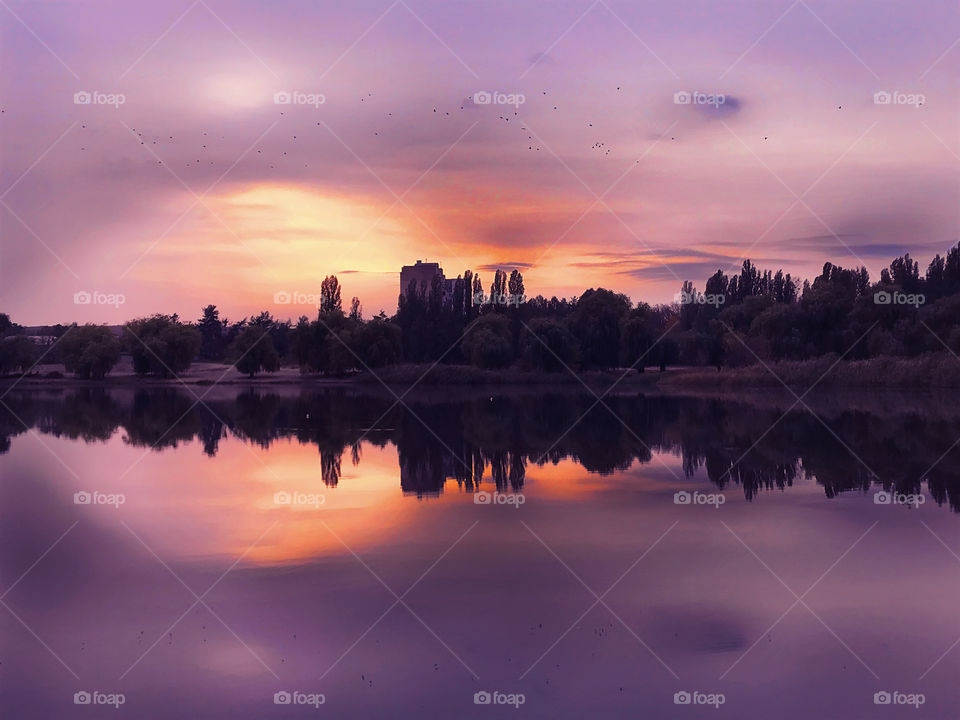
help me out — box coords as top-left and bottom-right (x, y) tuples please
(1, 243), (958, 379)
(3, 389), (959, 511)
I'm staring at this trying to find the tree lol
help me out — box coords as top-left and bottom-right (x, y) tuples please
(197, 304), (226, 361)
(461, 314), (513, 369)
(124, 315), (200, 376)
(0, 335), (38, 374)
(351, 318), (402, 368)
(568, 288), (631, 367)
(321, 275), (342, 314)
(230, 325), (280, 377)
(428, 273), (444, 316)
(463, 270), (474, 317)
(620, 303), (657, 371)
(349, 296), (362, 322)
(490, 269), (507, 305)
(292, 316), (329, 372)
(508, 270), (525, 307)
(472, 273), (483, 307)
(60, 325), (121, 379)
(521, 318), (577, 371)
(889, 253), (920, 292)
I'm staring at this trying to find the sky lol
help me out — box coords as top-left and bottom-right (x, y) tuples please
(1, 0), (957, 324)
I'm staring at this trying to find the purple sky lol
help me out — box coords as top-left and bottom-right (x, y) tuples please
(1, 0), (957, 324)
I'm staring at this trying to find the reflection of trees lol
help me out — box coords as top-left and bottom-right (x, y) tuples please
(1, 387), (959, 512)
(124, 390), (205, 450)
(1, 389), (123, 445)
(56, 389), (123, 442)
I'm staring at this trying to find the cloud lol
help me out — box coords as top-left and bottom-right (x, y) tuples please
(693, 94), (742, 119)
(526, 51), (557, 66)
(785, 234), (950, 260)
(476, 262), (534, 272)
(570, 247), (797, 284)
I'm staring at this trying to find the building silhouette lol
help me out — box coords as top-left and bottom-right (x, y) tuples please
(400, 260), (455, 304)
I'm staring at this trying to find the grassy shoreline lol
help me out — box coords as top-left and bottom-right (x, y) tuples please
(660, 352), (960, 389)
(2, 352), (957, 390)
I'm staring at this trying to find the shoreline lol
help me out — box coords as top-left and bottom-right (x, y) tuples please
(2, 352), (958, 390)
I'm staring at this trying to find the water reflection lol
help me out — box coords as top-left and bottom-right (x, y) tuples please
(3, 386), (959, 719)
(2, 387), (958, 511)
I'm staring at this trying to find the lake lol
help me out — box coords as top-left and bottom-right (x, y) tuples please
(1, 386), (958, 717)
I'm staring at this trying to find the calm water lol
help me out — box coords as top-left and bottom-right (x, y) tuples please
(1, 387), (958, 718)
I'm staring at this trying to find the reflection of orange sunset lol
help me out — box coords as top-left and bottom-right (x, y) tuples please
(131, 436), (418, 565)
(24, 430), (675, 566)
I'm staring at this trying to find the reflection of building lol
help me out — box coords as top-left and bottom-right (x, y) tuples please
(399, 451), (457, 497)
(399, 260), (455, 304)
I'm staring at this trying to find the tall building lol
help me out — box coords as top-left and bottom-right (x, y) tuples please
(399, 260), (455, 305)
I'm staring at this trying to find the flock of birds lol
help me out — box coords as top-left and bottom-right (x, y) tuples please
(65, 84), (718, 173)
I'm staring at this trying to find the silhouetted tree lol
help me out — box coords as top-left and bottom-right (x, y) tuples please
(230, 325), (280, 377)
(321, 275), (342, 314)
(61, 325), (121, 379)
(197, 304), (226, 361)
(124, 315), (200, 377)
